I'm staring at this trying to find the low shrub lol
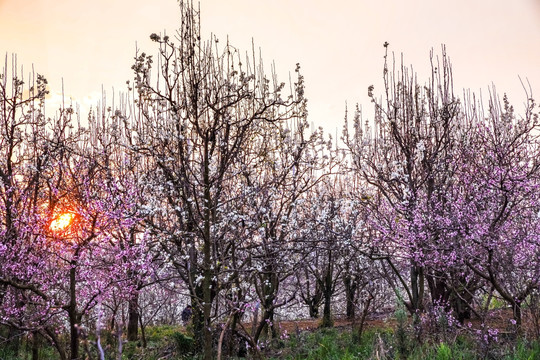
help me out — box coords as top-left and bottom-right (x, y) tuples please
(172, 331), (195, 357)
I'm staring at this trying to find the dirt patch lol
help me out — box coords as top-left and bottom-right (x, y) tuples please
(239, 308), (536, 337)
(239, 316), (396, 335)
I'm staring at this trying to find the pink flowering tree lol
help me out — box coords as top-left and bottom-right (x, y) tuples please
(452, 92), (540, 328)
(34, 124), (146, 360)
(0, 61), (72, 355)
(344, 47), (469, 321)
(0, 59), (151, 359)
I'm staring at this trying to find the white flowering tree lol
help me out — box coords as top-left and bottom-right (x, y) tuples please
(128, 2), (307, 357)
(237, 119), (331, 344)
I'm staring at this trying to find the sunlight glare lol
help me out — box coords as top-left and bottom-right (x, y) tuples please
(50, 212), (75, 232)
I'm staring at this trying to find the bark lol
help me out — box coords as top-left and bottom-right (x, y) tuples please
(6, 326), (20, 357)
(44, 326), (67, 360)
(320, 260), (334, 328)
(409, 264), (424, 316)
(31, 331), (40, 360)
(202, 151), (213, 360)
(513, 302), (522, 329)
(127, 291), (139, 341)
(344, 275), (357, 320)
(138, 314), (147, 348)
(321, 266), (334, 327)
(69, 263), (79, 360)
(116, 324), (123, 360)
(308, 302), (320, 319)
(191, 298), (205, 353)
(356, 296), (372, 341)
(254, 308), (277, 342)
(251, 303), (259, 337)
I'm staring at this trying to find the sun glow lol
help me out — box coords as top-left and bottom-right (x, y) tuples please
(50, 212), (75, 232)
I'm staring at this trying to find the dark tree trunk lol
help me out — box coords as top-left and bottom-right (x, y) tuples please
(344, 275), (357, 320)
(409, 264), (424, 316)
(44, 326), (67, 360)
(513, 302), (522, 329)
(7, 326), (20, 357)
(320, 264), (334, 328)
(321, 293), (333, 327)
(138, 314), (147, 348)
(127, 291), (139, 341)
(254, 309), (278, 341)
(356, 296), (372, 342)
(427, 272), (474, 323)
(303, 283), (322, 318)
(426, 273), (449, 306)
(31, 331), (40, 360)
(308, 302), (320, 318)
(202, 139), (214, 360)
(410, 265), (419, 314)
(69, 262), (79, 360)
(450, 288), (473, 323)
(191, 298), (205, 353)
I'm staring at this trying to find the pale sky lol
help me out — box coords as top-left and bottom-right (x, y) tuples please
(1, 0), (540, 132)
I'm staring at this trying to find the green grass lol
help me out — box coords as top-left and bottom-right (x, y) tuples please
(1, 324), (539, 359)
(502, 338), (540, 360)
(407, 336), (477, 360)
(0, 344), (60, 360)
(268, 328), (384, 360)
(268, 327), (540, 360)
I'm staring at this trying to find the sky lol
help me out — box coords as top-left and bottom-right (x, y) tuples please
(1, 0), (540, 133)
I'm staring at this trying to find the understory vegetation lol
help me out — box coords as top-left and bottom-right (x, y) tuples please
(2, 319), (539, 359)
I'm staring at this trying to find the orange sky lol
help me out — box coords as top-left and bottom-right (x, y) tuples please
(1, 0), (539, 131)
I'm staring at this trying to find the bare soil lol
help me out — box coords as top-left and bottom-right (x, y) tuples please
(242, 308), (538, 337)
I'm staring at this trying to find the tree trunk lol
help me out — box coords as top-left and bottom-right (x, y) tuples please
(116, 323), (123, 360)
(344, 275), (357, 320)
(449, 285), (474, 324)
(127, 291), (139, 341)
(513, 302), (522, 330)
(251, 303), (259, 337)
(31, 331), (40, 360)
(7, 326), (20, 357)
(227, 309), (240, 357)
(138, 314), (147, 348)
(202, 236), (213, 360)
(191, 297), (205, 353)
(69, 263), (79, 360)
(202, 134), (213, 360)
(320, 263), (334, 328)
(426, 273), (448, 306)
(409, 264), (424, 316)
(356, 296), (372, 342)
(320, 292), (333, 328)
(254, 308), (275, 342)
(44, 326), (67, 360)
(308, 301), (320, 318)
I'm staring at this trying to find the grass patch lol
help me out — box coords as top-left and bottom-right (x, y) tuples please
(407, 337), (477, 360)
(267, 326), (540, 360)
(269, 327), (382, 360)
(1, 324), (539, 359)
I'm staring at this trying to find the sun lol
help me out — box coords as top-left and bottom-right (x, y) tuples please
(50, 212), (75, 232)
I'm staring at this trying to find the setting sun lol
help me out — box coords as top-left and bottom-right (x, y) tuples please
(50, 212), (75, 232)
